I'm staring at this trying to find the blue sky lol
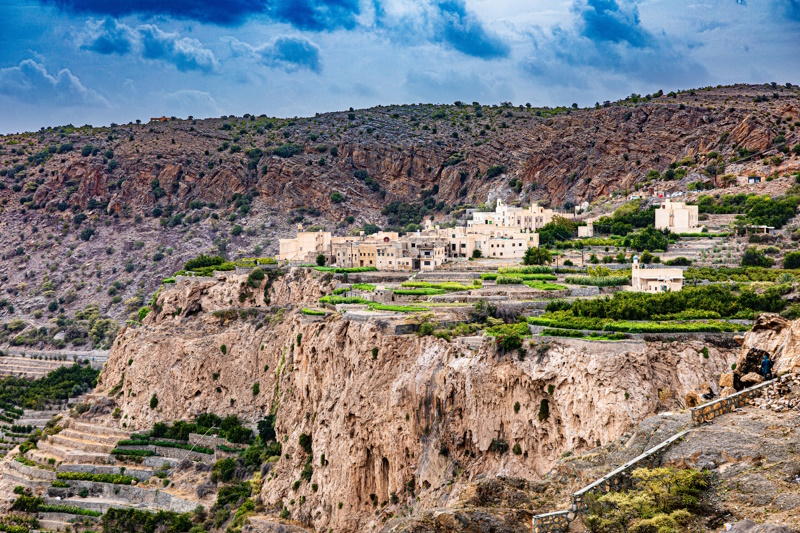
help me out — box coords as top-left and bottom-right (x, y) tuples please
(0, 0), (798, 133)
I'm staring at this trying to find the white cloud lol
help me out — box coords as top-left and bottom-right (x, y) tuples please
(0, 59), (108, 106)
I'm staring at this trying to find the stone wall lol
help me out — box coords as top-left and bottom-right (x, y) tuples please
(690, 379), (775, 425)
(7, 459), (56, 481)
(570, 430), (690, 512)
(115, 444), (214, 461)
(569, 287), (600, 298)
(188, 432), (243, 449)
(48, 480), (196, 513)
(531, 430), (690, 532)
(532, 510), (572, 533)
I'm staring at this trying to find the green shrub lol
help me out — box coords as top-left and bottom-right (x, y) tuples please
(418, 323), (435, 337)
(150, 394), (158, 409)
(184, 254), (225, 271)
(301, 308), (325, 316)
(784, 251), (800, 270)
(212, 458), (236, 483)
(247, 268), (265, 288)
(741, 246), (774, 268)
(538, 399), (550, 422)
(111, 449), (154, 458)
(490, 439), (509, 454)
(299, 433), (312, 454)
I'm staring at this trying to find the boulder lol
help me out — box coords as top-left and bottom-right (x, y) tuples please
(719, 373), (735, 388)
(727, 519), (792, 533)
(685, 391), (700, 408)
(720, 386), (737, 398)
(740, 372), (764, 387)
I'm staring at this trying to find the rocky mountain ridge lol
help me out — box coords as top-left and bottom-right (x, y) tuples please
(0, 82), (799, 337)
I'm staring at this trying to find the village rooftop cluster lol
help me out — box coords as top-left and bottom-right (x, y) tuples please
(279, 199), (700, 293)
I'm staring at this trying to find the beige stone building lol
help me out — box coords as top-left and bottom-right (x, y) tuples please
(278, 200), (544, 270)
(468, 199), (553, 231)
(578, 222), (594, 238)
(655, 200), (699, 233)
(630, 257), (684, 293)
(278, 227), (332, 262)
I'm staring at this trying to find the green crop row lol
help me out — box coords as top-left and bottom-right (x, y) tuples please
(369, 303), (430, 312)
(56, 471), (137, 485)
(392, 288), (447, 295)
(498, 266), (553, 274)
(564, 275), (630, 287)
(111, 449), (155, 457)
(524, 281), (567, 290)
(301, 308), (326, 316)
(400, 280), (480, 291)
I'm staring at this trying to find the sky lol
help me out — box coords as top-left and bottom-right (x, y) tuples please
(0, 0), (799, 133)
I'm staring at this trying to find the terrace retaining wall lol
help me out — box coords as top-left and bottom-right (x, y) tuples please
(48, 480), (197, 513)
(690, 379), (776, 426)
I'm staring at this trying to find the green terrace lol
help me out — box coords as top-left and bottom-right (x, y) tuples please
(528, 314), (749, 334)
(318, 295), (430, 313)
(172, 255), (280, 278)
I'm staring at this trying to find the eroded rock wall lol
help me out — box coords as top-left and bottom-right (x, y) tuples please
(99, 269), (737, 531)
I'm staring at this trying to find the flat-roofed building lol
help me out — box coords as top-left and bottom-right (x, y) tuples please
(468, 199), (553, 230)
(278, 227), (332, 262)
(655, 200), (699, 232)
(631, 257), (683, 293)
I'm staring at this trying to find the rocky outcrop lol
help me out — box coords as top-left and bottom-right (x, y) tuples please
(737, 314), (800, 375)
(97, 269), (739, 532)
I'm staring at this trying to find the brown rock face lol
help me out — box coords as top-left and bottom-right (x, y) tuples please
(719, 373), (735, 389)
(97, 268), (739, 532)
(738, 314), (800, 375)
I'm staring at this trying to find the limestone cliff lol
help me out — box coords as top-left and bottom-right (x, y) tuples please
(98, 268), (739, 532)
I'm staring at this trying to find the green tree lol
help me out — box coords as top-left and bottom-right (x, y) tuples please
(741, 246), (774, 268)
(783, 251), (800, 269)
(331, 191), (345, 203)
(523, 247), (552, 266)
(316, 254), (327, 266)
(471, 249), (482, 259)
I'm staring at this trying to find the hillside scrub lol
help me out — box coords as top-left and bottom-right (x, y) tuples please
(685, 266), (797, 283)
(546, 284), (785, 320)
(584, 467), (710, 533)
(697, 193), (799, 229)
(0, 363), (98, 411)
(593, 200), (656, 236)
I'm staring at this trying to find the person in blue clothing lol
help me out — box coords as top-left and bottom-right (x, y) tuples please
(760, 353), (773, 380)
